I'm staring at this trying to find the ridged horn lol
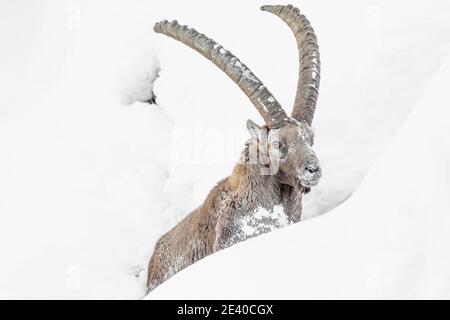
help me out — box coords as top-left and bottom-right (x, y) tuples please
(154, 19), (289, 128)
(261, 4), (320, 125)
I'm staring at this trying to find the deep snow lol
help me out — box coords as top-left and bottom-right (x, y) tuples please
(0, 0), (449, 299)
(149, 54), (450, 299)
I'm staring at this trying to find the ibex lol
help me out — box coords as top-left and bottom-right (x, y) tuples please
(147, 4), (321, 291)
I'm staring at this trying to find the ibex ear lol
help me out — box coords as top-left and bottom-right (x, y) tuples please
(246, 119), (261, 140)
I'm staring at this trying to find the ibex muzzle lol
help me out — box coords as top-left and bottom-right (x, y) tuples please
(300, 158), (322, 187)
(148, 4), (322, 292)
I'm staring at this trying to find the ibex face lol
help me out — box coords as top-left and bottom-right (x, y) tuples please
(275, 121), (321, 188)
(247, 120), (321, 188)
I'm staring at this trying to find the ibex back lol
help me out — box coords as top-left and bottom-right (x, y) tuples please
(147, 4), (322, 291)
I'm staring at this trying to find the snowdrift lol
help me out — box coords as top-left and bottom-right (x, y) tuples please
(148, 55), (450, 299)
(1, 0), (450, 299)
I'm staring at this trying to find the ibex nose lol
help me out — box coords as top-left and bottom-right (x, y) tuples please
(299, 158), (322, 187)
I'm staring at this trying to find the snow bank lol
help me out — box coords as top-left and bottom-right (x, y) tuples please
(148, 55), (450, 299)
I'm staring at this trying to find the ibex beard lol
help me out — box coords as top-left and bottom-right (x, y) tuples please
(147, 4), (322, 292)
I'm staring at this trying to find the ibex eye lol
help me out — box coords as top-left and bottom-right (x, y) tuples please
(272, 140), (288, 159)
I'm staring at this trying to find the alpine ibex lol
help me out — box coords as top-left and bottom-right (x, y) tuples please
(147, 4), (322, 291)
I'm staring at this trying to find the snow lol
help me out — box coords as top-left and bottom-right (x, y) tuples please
(239, 205), (289, 237)
(1, 0), (450, 299)
(148, 53), (450, 300)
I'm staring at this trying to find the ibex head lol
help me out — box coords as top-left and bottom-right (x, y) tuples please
(154, 4), (321, 189)
(247, 119), (320, 189)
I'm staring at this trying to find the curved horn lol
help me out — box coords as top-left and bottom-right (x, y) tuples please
(261, 4), (320, 125)
(154, 20), (288, 128)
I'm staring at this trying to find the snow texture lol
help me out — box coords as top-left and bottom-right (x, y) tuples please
(241, 205), (289, 236)
(1, 0), (450, 299)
